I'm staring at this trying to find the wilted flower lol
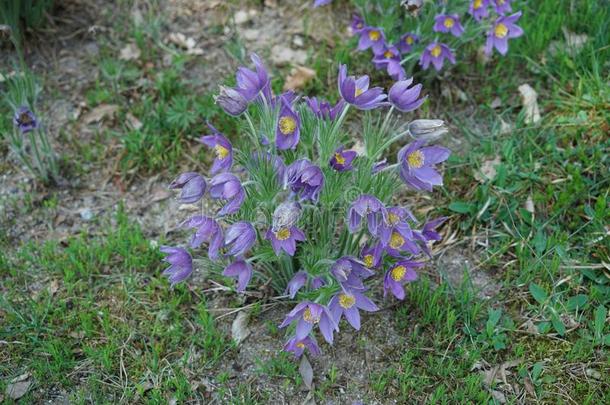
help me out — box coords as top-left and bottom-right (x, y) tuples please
(272, 201), (302, 232)
(285, 159), (325, 202)
(209, 173), (245, 215)
(169, 172), (206, 204)
(305, 97), (345, 121)
(279, 301), (338, 343)
(407, 119), (448, 141)
(492, 0), (512, 14)
(329, 289), (378, 330)
(224, 221), (256, 257)
(199, 125), (233, 174)
(13, 106), (39, 133)
(329, 146), (357, 172)
(235, 53), (271, 102)
(276, 99), (301, 150)
(286, 271), (308, 298)
(396, 32), (419, 53)
(223, 259), (253, 292)
(384, 260), (423, 300)
(357, 27), (386, 54)
(215, 85), (248, 116)
(433, 14), (464, 37)
(469, 0), (490, 21)
(348, 194), (387, 235)
(160, 246), (193, 286)
(485, 12), (524, 55)
(265, 225), (306, 256)
(338, 64), (387, 110)
(413, 217), (447, 256)
(330, 256), (374, 290)
(388, 78), (425, 112)
(398, 140), (451, 191)
(181, 216), (223, 260)
(419, 42), (456, 71)
(284, 335), (321, 357)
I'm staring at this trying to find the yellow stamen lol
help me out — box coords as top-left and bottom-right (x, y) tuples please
(391, 265), (406, 281)
(494, 23), (508, 38)
(388, 212), (400, 225)
(430, 45), (442, 58)
(279, 116), (297, 135)
(363, 254), (374, 268)
(368, 30), (381, 41)
(338, 294), (356, 309)
(334, 152), (346, 165)
(384, 50), (394, 58)
(444, 18), (455, 28)
(407, 150), (425, 168)
(389, 232), (405, 249)
(275, 228), (291, 241)
(214, 144), (229, 160)
(303, 308), (320, 324)
(405, 36), (414, 45)
(296, 342), (305, 349)
(473, 0), (482, 9)
(355, 87), (364, 97)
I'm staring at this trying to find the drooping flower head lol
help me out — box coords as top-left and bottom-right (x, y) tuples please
(223, 259), (253, 292)
(279, 301), (338, 344)
(199, 124), (233, 174)
(348, 194), (387, 236)
(160, 246), (193, 286)
(419, 42), (456, 71)
(181, 216), (223, 260)
(272, 201), (302, 232)
(276, 98), (301, 150)
(329, 146), (357, 172)
(485, 12), (524, 56)
(235, 53), (271, 102)
(388, 78), (426, 113)
(492, 0), (512, 14)
(209, 173), (245, 216)
(305, 97), (345, 121)
(357, 27), (386, 54)
(286, 271), (308, 298)
(469, 0), (490, 21)
(413, 217), (447, 256)
(265, 225), (306, 256)
(383, 260), (423, 300)
(284, 335), (321, 357)
(330, 256), (374, 290)
(396, 33), (419, 54)
(328, 289), (378, 330)
(350, 14), (365, 34)
(224, 221), (256, 257)
(169, 172), (206, 204)
(215, 85), (248, 116)
(372, 46), (406, 81)
(285, 159), (325, 202)
(13, 106), (39, 133)
(338, 64), (387, 110)
(433, 14), (464, 37)
(398, 140), (451, 192)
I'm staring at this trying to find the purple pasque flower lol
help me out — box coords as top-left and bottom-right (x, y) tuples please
(396, 33), (419, 54)
(348, 194), (388, 235)
(223, 259), (252, 292)
(272, 201), (302, 232)
(485, 12), (524, 55)
(398, 140), (451, 192)
(215, 85), (248, 116)
(419, 42), (456, 71)
(284, 335), (321, 357)
(235, 53), (271, 102)
(413, 217), (447, 256)
(330, 256), (374, 290)
(285, 159), (325, 202)
(492, 0), (512, 14)
(160, 246), (193, 286)
(286, 271), (308, 298)
(265, 225), (306, 256)
(276, 99), (300, 150)
(13, 106), (39, 133)
(199, 125), (233, 174)
(181, 216), (223, 260)
(224, 221), (256, 257)
(379, 206), (417, 246)
(383, 222), (420, 257)
(357, 26), (386, 54)
(360, 242), (383, 270)
(433, 14), (464, 37)
(372, 46), (406, 81)
(388, 78), (426, 113)
(469, 0), (490, 21)
(329, 146), (357, 172)
(209, 173), (245, 216)
(305, 97), (345, 121)
(350, 14), (365, 34)
(383, 260), (424, 300)
(279, 301), (338, 344)
(311, 276), (326, 289)
(313, 0), (332, 7)
(328, 289), (378, 330)
(338, 65), (387, 110)
(169, 172), (206, 204)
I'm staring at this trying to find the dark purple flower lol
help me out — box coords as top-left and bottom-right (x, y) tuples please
(169, 172), (206, 204)
(419, 42), (456, 71)
(469, 0), (490, 21)
(357, 27), (386, 54)
(360, 243), (383, 270)
(265, 226), (306, 256)
(492, 0), (512, 14)
(199, 125), (233, 174)
(338, 65), (387, 110)
(329, 290), (378, 330)
(13, 106), (39, 133)
(285, 159), (325, 202)
(235, 53), (271, 102)
(372, 46), (406, 81)
(223, 259), (252, 292)
(350, 14), (365, 34)
(330, 256), (374, 290)
(330, 146), (357, 172)
(485, 12), (524, 55)
(279, 301), (338, 344)
(215, 85), (248, 116)
(388, 78), (426, 112)
(181, 216), (223, 260)
(209, 173), (245, 216)
(276, 99), (300, 150)
(396, 33), (419, 54)
(305, 97), (345, 121)
(348, 194), (387, 235)
(224, 221), (256, 257)
(160, 246), (193, 286)
(272, 201), (302, 232)
(286, 271), (308, 298)
(383, 260), (423, 300)
(284, 335), (321, 357)
(398, 140), (451, 192)
(433, 14), (464, 37)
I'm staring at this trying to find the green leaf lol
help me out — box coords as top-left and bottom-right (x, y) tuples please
(566, 294), (588, 312)
(594, 305), (607, 340)
(529, 283), (548, 305)
(448, 201), (474, 214)
(532, 230), (547, 255)
(551, 313), (566, 336)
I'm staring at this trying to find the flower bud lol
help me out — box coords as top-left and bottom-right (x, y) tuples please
(407, 119), (448, 141)
(272, 201), (302, 232)
(215, 85), (248, 116)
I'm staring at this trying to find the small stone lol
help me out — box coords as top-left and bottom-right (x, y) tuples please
(292, 35), (304, 48)
(80, 208), (94, 221)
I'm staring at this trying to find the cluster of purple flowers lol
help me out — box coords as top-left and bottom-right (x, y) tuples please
(161, 54), (450, 359)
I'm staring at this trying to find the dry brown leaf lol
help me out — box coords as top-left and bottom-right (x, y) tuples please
(150, 186), (171, 203)
(48, 279), (60, 296)
(167, 32), (203, 55)
(231, 311), (251, 346)
(126, 112), (143, 130)
(119, 43), (141, 61)
(518, 84), (541, 124)
(83, 104), (119, 124)
(475, 156), (501, 183)
(6, 373), (32, 400)
(525, 195), (535, 214)
(283, 66), (316, 91)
